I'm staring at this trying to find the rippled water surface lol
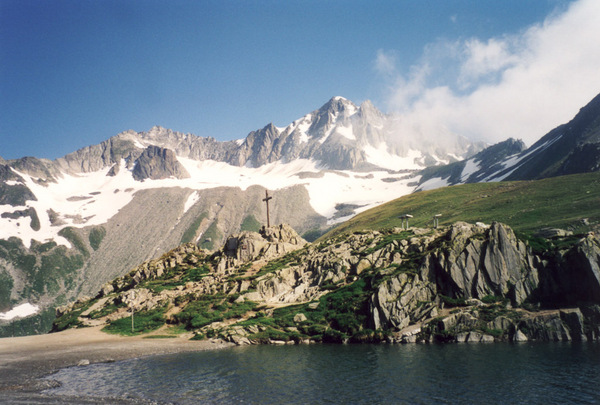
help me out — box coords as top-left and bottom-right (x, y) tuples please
(46, 342), (600, 404)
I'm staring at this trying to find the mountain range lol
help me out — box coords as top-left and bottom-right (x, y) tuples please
(418, 92), (600, 190)
(1, 92), (600, 336)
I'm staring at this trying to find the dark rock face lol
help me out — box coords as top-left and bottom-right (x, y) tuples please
(0, 165), (36, 206)
(418, 138), (527, 187)
(505, 92), (600, 180)
(132, 146), (190, 181)
(0, 207), (40, 231)
(417, 92), (600, 188)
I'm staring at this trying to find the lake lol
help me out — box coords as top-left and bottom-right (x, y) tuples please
(45, 342), (600, 404)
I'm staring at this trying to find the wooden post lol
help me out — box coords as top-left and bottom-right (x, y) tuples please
(263, 190), (273, 228)
(129, 290), (135, 333)
(399, 214), (413, 230)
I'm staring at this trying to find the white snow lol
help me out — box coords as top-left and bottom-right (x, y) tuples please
(183, 191), (201, 213)
(295, 114), (313, 143)
(460, 158), (481, 182)
(364, 144), (424, 171)
(485, 135), (563, 182)
(336, 125), (356, 141)
(0, 303), (39, 320)
(5, 180), (22, 186)
(235, 139), (245, 146)
(1, 146), (426, 249)
(418, 176), (450, 191)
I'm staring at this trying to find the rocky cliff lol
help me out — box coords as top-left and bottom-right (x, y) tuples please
(53, 222), (600, 344)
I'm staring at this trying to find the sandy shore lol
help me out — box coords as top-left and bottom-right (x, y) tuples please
(0, 327), (232, 404)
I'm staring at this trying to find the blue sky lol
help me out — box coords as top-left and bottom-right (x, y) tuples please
(2, 0), (599, 160)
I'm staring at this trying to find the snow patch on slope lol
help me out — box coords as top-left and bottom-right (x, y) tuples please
(0, 155), (421, 248)
(336, 125), (356, 141)
(418, 177), (450, 191)
(485, 135), (563, 182)
(364, 145), (424, 171)
(460, 158), (481, 182)
(184, 191), (201, 214)
(0, 303), (39, 320)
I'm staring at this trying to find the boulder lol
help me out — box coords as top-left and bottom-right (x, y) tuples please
(560, 308), (586, 341)
(293, 313), (308, 323)
(513, 329), (528, 342)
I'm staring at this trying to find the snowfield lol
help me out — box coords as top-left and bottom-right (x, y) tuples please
(1, 156), (421, 248)
(0, 303), (39, 321)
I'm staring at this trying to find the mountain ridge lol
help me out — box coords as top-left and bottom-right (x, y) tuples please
(2, 93), (600, 337)
(418, 92), (600, 190)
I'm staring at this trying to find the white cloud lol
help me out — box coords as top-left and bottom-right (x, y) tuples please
(378, 0), (600, 147)
(459, 37), (519, 88)
(374, 49), (397, 77)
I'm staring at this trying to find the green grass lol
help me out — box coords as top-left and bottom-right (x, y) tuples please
(181, 213), (208, 244)
(361, 230), (414, 256)
(200, 220), (222, 250)
(87, 300), (127, 319)
(240, 214), (262, 232)
(239, 278), (375, 343)
(320, 172), (600, 242)
(52, 301), (92, 332)
(142, 335), (177, 339)
(88, 226), (106, 251)
(174, 294), (258, 330)
(139, 265), (210, 293)
(58, 227), (89, 257)
(0, 271), (14, 311)
(102, 306), (167, 336)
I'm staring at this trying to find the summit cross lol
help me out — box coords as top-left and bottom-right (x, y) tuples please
(263, 190), (273, 228)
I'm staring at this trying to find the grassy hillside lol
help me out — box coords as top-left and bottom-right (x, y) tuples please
(321, 172), (600, 241)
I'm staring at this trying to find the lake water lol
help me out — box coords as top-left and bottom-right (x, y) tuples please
(45, 342), (600, 404)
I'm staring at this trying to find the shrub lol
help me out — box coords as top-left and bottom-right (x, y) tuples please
(440, 295), (468, 307)
(322, 328), (347, 343)
(103, 306), (166, 336)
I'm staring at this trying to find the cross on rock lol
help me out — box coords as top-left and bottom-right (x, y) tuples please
(263, 190), (273, 228)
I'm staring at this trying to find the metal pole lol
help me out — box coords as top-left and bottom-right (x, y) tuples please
(129, 290), (135, 333)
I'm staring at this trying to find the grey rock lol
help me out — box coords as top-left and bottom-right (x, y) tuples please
(293, 313), (308, 323)
(560, 308), (586, 341)
(513, 329), (528, 342)
(132, 145), (190, 181)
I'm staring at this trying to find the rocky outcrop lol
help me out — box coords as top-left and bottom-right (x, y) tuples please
(53, 221), (600, 344)
(219, 224), (307, 267)
(426, 222), (540, 305)
(132, 146), (190, 181)
(0, 165), (37, 206)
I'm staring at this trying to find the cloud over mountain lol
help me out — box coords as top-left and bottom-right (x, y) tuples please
(376, 0), (600, 147)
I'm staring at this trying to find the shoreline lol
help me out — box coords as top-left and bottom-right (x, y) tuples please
(0, 326), (232, 404)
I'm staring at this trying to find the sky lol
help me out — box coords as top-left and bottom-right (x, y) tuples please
(2, 0), (600, 161)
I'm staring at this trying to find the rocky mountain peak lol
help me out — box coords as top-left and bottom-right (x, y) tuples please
(131, 145), (190, 181)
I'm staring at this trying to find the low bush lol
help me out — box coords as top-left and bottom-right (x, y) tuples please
(103, 306), (166, 336)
